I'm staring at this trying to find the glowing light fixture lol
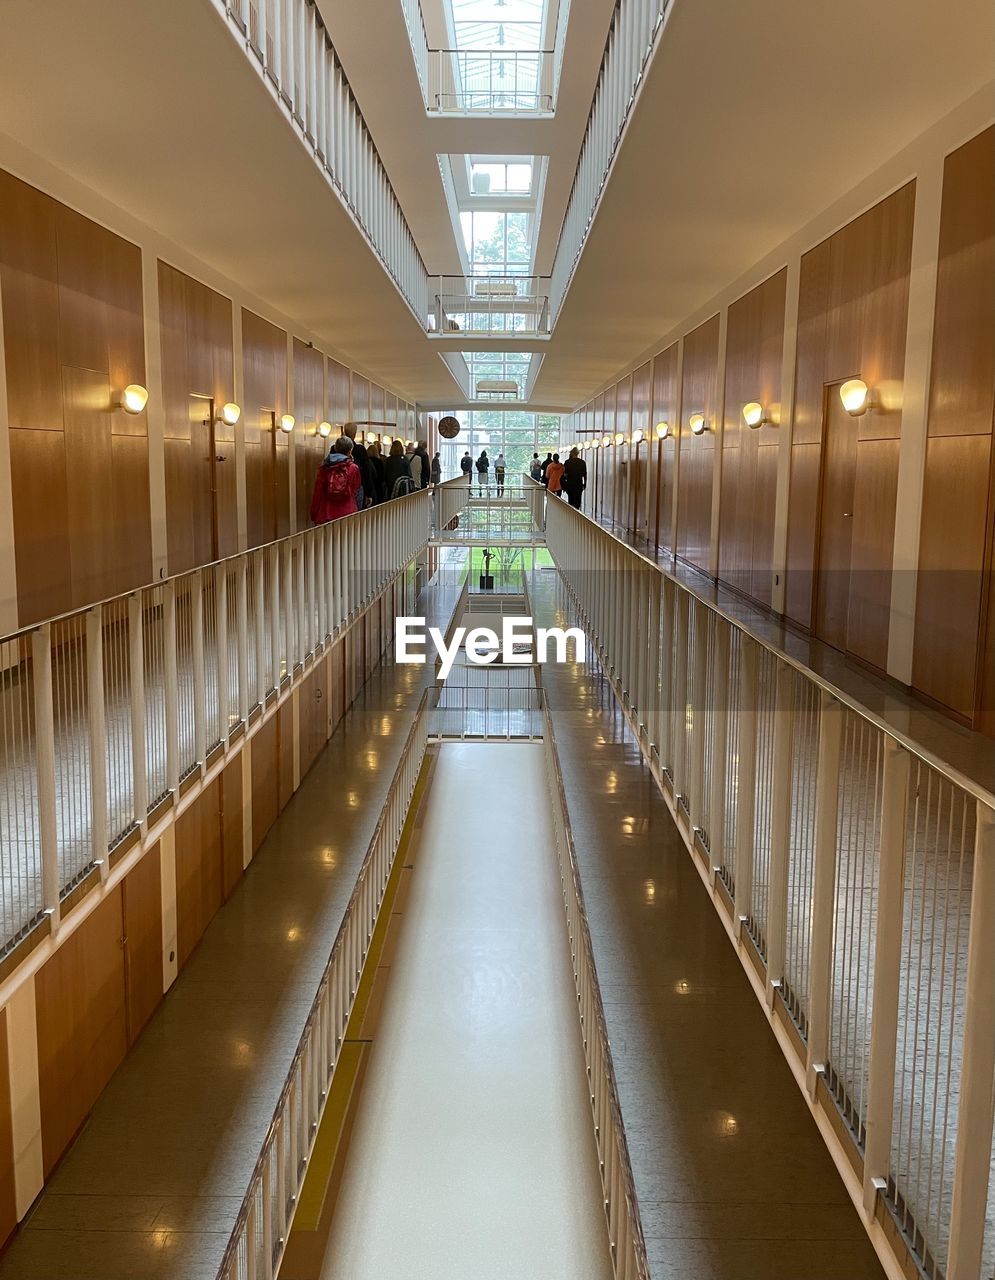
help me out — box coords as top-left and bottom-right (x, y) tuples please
(614, 432), (625, 445)
(742, 401), (764, 428)
(218, 401), (241, 427)
(279, 414), (295, 433)
(120, 384), (148, 415)
(631, 429), (644, 445)
(655, 421), (671, 440)
(840, 378), (869, 416)
(382, 434), (393, 446)
(689, 412), (707, 435)
(318, 421), (332, 438)
(603, 434), (612, 447)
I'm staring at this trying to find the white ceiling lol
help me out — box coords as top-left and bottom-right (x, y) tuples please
(0, 0), (991, 412)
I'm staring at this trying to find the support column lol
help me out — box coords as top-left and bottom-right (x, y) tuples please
(771, 255), (801, 616)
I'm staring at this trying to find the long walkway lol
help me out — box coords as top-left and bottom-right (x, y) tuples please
(528, 570), (887, 1280)
(322, 742), (612, 1280)
(0, 574), (463, 1280)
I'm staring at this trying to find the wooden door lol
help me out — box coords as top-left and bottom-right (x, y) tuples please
(122, 844), (163, 1043)
(814, 387), (859, 651)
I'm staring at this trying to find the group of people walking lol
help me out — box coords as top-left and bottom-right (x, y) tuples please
(529, 448), (587, 508)
(310, 424), (441, 524)
(460, 449), (508, 496)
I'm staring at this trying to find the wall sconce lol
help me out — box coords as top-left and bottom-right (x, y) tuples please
(742, 401), (771, 429)
(614, 432), (624, 445)
(217, 401), (241, 427)
(631, 429), (644, 445)
(279, 414), (296, 433)
(119, 384), (149, 414)
(318, 421), (332, 438)
(382, 434), (393, 447)
(839, 378), (870, 416)
(655, 421), (671, 440)
(689, 412), (708, 435)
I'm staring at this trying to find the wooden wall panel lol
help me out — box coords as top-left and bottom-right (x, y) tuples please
(846, 437), (900, 671)
(298, 665), (326, 780)
(251, 714), (279, 852)
(293, 339), (326, 532)
(651, 344), (679, 550)
(370, 383), (385, 422)
(159, 263), (236, 571)
(913, 129), (995, 731)
(36, 889), (127, 1176)
(243, 308), (288, 548)
(677, 316), (719, 571)
(787, 184), (915, 648)
(221, 756), (244, 899)
(719, 270), (786, 604)
(1, 168), (151, 622)
(122, 842), (163, 1043)
(175, 777), (223, 971)
(0, 1011), (15, 1250)
(350, 374), (369, 424)
(328, 359), (349, 426)
(278, 699), (295, 811)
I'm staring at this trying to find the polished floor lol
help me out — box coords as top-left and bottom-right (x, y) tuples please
(0, 577), (463, 1280)
(527, 570), (887, 1280)
(322, 743), (612, 1280)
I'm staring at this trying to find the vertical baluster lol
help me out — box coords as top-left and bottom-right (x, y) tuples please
(192, 571), (207, 766)
(764, 662), (796, 1005)
(733, 637), (758, 929)
(128, 592), (147, 821)
(269, 544), (281, 689)
(806, 693), (842, 1095)
(708, 618), (731, 882)
(862, 737), (911, 1213)
(163, 581), (180, 796)
(32, 626), (60, 925)
(946, 800), (995, 1280)
(689, 600), (709, 833)
(85, 608), (109, 874)
(254, 550), (267, 707)
(237, 556), (250, 725)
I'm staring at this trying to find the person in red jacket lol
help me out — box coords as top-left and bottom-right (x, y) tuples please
(310, 436), (361, 524)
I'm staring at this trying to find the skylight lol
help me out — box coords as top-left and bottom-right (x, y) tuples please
(449, 0), (546, 51)
(470, 158), (533, 195)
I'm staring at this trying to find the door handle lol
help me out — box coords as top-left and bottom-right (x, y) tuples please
(843, 511), (853, 517)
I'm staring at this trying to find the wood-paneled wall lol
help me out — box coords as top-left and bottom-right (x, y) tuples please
(719, 269), (786, 607)
(0, 169), (152, 622)
(913, 128), (995, 727)
(159, 262), (236, 573)
(350, 373), (369, 424)
(243, 308), (289, 549)
(293, 339), (326, 533)
(677, 315), (719, 573)
(650, 344), (679, 550)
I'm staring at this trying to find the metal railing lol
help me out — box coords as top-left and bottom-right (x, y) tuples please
(433, 475), (473, 537)
(427, 49), (555, 113)
(550, 0), (669, 321)
(0, 491), (432, 962)
(216, 0), (428, 320)
(434, 484), (544, 544)
(544, 494), (995, 1280)
(431, 275), (552, 337)
(541, 699), (650, 1280)
(431, 667), (544, 740)
(217, 688), (432, 1280)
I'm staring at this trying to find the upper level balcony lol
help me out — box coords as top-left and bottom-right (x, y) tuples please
(429, 274), (552, 337)
(427, 47), (555, 113)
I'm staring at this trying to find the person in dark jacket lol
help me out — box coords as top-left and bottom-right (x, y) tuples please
(529, 453), (542, 481)
(415, 440), (431, 490)
(430, 452), (442, 485)
(475, 450), (489, 495)
(562, 446), (588, 509)
(383, 438), (411, 498)
(366, 440), (387, 503)
(540, 452), (553, 484)
(460, 450), (473, 484)
(342, 422), (372, 509)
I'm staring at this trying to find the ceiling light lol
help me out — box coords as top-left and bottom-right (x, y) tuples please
(279, 414), (295, 433)
(840, 378), (869, 416)
(742, 402), (764, 428)
(689, 412), (707, 435)
(218, 401), (241, 427)
(631, 429), (644, 445)
(655, 421), (670, 440)
(318, 421), (332, 438)
(120, 384), (148, 414)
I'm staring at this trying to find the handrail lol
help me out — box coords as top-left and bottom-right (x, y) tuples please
(543, 491), (995, 1279)
(217, 688), (433, 1280)
(0, 490), (433, 958)
(544, 490), (995, 808)
(541, 699), (650, 1279)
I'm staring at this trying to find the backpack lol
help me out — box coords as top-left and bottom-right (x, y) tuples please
(327, 460), (351, 498)
(391, 476), (416, 499)
(530, 461), (542, 480)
